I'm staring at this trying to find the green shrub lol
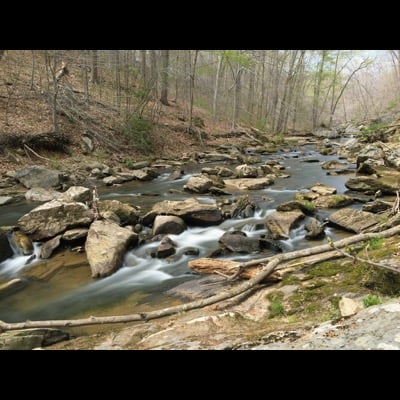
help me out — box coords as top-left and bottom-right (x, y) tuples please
(367, 237), (383, 250)
(122, 116), (153, 153)
(362, 294), (382, 308)
(269, 301), (285, 317)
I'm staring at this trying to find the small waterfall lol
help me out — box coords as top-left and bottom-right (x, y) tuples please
(0, 240), (42, 276)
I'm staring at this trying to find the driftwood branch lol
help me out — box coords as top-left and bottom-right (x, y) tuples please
(2, 224), (400, 333)
(23, 144), (51, 161)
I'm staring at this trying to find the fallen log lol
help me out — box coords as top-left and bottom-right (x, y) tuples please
(2, 224), (400, 333)
(188, 258), (281, 282)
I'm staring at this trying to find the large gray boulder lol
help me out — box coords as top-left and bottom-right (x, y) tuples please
(85, 220), (138, 278)
(18, 199), (94, 240)
(14, 166), (64, 189)
(142, 198), (223, 227)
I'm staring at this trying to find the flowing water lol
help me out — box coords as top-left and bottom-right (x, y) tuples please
(0, 145), (361, 323)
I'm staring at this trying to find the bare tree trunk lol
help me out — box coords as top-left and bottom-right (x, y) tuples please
(231, 65), (242, 131)
(188, 50), (199, 130)
(173, 50), (179, 102)
(328, 51), (340, 128)
(212, 52), (223, 122)
(82, 51), (89, 104)
(45, 50), (59, 134)
(114, 50), (121, 110)
(256, 50), (266, 123)
(91, 50), (99, 84)
(141, 50), (147, 85)
(30, 50), (36, 90)
(389, 50), (400, 103)
(312, 50), (326, 129)
(150, 50), (158, 99)
(276, 50), (302, 134)
(247, 59), (255, 123)
(160, 50), (169, 105)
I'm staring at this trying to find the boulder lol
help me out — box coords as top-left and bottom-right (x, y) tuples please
(217, 167), (234, 177)
(142, 198), (223, 227)
(321, 160), (349, 170)
(59, 186), (91, 203)
(98, 200), (140, 226)
(183, 175), (214, 194)
(264, 210), (305, 240)
(234, 164), (259, 178)
(152, 215), (186, 236)
(313, 194), (354, 208)
(15, 166), (63, 189)
(357, 144), (385, 163)
(218, 231), (260, 253)
(230, 195), (255, 218)
(304, 218), (326, 240)
(0, 329), (69, 350)
(312, 128), (340, 138)
(62, 228), (89, 241)
(81, 136), (94, 153)
(18, 200), (94, 241)
(311, 183), (337, 195)
(356, 162), (378, 175)
(10, 230), (33, 255)
(362, 200), (392, 214)
(224, 176), (275, 190)
(197, 153), (237, 163)
(156, 236), (176, 258)
(276, 200), (314, 215)
(103, 175), (126, 185)
(339, 297), (363, 317)
(85, 220), (138, 278)
(385, 148), (400, 169)
(40, 234), (62, 259)
(345, 176), (399, 195)
(25, 187), (61, 202)
(131, 167), (159, 181)
(328, 208), (382, 233)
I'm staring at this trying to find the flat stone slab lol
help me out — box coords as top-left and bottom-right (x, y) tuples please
(328, 208), (382, 233)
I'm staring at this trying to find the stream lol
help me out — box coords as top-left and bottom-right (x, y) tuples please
(0, 144), (360, 324)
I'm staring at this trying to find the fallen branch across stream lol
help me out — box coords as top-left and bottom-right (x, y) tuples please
(2, 224), (400, 333)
